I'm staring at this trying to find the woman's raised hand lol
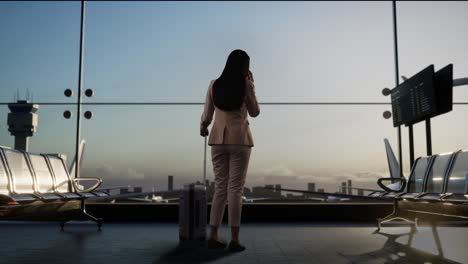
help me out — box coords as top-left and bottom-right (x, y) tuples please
(247, 70), (254, 82)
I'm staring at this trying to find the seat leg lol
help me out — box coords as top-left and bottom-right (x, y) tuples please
(376, 199), (398, 231)
(81, 200), (102, 231)
(60, 221), (66, 231)
(376, 200), (418, 231)
(378, 216), (418, 230)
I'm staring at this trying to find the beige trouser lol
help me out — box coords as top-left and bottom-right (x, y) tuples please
(209, 144), (252, 227)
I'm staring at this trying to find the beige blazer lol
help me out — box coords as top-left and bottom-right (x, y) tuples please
(201, 78), (260, 146)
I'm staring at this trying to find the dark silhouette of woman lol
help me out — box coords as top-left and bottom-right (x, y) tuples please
(200, 49), (260, 251)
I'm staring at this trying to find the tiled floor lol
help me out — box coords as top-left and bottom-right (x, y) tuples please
(0, 222), (466, 264)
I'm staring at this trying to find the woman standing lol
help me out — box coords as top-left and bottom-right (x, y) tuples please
(200, 49), (260, 252)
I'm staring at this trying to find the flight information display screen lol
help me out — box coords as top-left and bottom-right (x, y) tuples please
(391, 65), (437, 127)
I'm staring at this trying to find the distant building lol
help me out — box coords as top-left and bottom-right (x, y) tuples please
(168, 175), (174, 191)
(243, 187), (252, 197)
(347, 180), (352, 195)
(308, 183), (316, 192)
(251, 185), (275, 198)
(120, 188), (129, 194)
(7, 100), (39, 152)
(134, 187), (142, 193)
(286, 193), (306, 200)
(251, 186), (264, 197)
(274, 184), (282, 197)
(317, 188), (325, 193)
(341, 182), (347, 194)
(358, 189), (364, 196)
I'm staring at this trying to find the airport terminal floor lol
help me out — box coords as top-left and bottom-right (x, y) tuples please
(0, 222), (466, 264)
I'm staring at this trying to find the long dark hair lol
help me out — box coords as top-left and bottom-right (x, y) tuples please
(213, 49), (250, 111)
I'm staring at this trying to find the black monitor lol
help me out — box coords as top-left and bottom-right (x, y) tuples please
(432, 64), (453, 117)
(391, 65), (437, 127)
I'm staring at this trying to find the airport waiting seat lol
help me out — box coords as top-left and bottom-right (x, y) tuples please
(46, 154), (108, 198)
(370, 157), (432, 200)
(416, 153), (453, 201)
(441, 151), (468, 203)
(0, 148), (36, 203)
(0, 146), (110, 229)
(377, 150), (468, 230)
(398, 156), (434, 200)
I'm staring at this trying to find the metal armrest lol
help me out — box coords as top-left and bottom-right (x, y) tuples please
(441, 193), (453, 200)
(394, 192), (407, 198)
(72, 177), (102, 193)
(413, 192), (436, 200)
(377, 177), (406, 193)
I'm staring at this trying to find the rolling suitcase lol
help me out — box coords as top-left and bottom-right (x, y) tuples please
(178, 137), (208, 246)
(178, 183), (207, 244)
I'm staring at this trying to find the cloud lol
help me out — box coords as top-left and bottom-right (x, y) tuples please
(82, 164), (145, 180)
(353, 171), (385, 180)
(253, 165), (313, 184)
(263, 175), (301, 182)
(245, 167), (389, 191)
(261, 164), (295, 176)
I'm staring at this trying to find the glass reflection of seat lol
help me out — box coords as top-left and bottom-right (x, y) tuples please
(339, 228), (416, 262)
(341, 226), (460, 263)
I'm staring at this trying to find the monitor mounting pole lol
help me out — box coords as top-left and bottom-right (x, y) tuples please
(408, 125), (415, 168)
(426, 118), (432, 156)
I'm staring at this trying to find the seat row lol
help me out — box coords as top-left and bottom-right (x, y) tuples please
(375, 149), (468, 230)
(0, 146), (108, 205)
(371, 149), (468, 203)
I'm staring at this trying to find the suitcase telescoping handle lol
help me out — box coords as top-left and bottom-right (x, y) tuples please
(203, 136), (207, 183)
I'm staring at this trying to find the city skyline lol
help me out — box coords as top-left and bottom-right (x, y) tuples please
(116, 176), (357, 200)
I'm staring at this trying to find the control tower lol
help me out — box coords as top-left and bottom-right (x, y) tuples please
(7, 100), (39, 152)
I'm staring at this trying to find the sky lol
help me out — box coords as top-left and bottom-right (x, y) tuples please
(1, 1), (468, 192)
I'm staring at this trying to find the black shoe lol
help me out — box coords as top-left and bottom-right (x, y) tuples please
(228, 241), (246, 252)
(207, 238), (227, 249)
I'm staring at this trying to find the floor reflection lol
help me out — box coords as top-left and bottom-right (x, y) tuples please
(339, 225), (462, 264)
(155, 242), (235, 264)
(0, 222), (467, 264)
